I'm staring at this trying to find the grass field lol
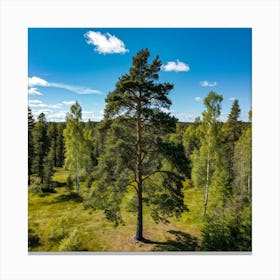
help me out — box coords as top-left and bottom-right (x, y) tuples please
(28, 168), (210, 252)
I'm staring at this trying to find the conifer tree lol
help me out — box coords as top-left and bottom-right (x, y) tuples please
(32, 112), (48, 182)
(28, 107), (35, 182)
(55, 123), (65, 167)
(47, 122), (57, 166)
(233, 110), (252, 202)
(223, 99), (242, 187)
(42, 141), (55, 191)
(87, 49), (188, 241)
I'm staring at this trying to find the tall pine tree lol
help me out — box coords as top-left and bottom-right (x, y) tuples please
(87, 49), (188, 241)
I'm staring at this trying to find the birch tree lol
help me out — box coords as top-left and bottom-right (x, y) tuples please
(64, 102), (89, 193)
(191, 91), (224, 216)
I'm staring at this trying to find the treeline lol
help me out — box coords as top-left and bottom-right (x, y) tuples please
(170, 95), (252, 250)
(28, 108), (99, 191)
(28, 49), (251, 250)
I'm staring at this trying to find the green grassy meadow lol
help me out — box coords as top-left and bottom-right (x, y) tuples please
(28, 168), (214, 252)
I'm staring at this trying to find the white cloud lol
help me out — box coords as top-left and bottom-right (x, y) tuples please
(82, 110), (104, 121)
(160, 107), (171, 114)
(28, 76), (101, 95)
(173, 112), (197, 122)
(229, 97), (236, 101)
(84, 31), (129, 54)
(200, 81), (217, 87)
(33, 109), (52, 117)
(28, 87), (42, 95)
(47, 111), (67, 122)
(62, 101), (76, 106)
(194, 97), (202, 102)
(50, 83), (101, 94)
(28, 76), (49, 87)
(161, 60), (190, 72)
(29, 100), (84, 110)
(29, 101), (104, 122)
(29, 99), (47, 108)
(29, 99), (62, 109)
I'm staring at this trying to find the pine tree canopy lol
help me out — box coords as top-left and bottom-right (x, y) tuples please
(87, 49), (188, 232)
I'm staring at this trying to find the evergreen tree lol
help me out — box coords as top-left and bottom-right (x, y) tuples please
(64, 102), (89, 193)
(28, 107), (35, 182)
(86, 49), (188, 241)
(32, 113), (48, 181)
(47, 122), (57, 166)
(233, 112), (252, 202)
(223, 99), (242, 188)
(55, 123), (65, 167)
(42, 141), (55, 191)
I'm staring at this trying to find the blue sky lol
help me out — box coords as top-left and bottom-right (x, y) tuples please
(28, 28), (251, 122)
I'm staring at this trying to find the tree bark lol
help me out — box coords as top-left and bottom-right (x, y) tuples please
(136, 182), (143, 241)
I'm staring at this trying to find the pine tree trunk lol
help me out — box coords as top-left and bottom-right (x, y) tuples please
(135, 96), (143, 241)
(136, 182), (143, 241)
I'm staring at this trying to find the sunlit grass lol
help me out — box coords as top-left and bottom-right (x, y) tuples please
(28, 168), (218, 252)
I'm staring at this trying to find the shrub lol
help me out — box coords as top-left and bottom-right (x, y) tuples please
(201, 215), (236, 251)
(58, 229), (81, 251)
(47, 216), (70, 242)
(29, 176), (42, 194)
(201, 205), (252, 251)
(28, 229), (40, 250)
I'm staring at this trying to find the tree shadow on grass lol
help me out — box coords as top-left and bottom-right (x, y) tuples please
(52, 181), (66, 188)
(143, 230), (200, 251)
(53, 192), (83, 203)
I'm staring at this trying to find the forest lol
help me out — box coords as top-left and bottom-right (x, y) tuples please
(28, 49), (252, 252)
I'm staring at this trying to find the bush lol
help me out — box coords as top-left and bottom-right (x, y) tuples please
(201, 205), (252, 251)
(29, 176), (43, 193)
(28, 229), (40, 250)
(58, 229), (81, 251)
(47, 216), (70, 242)
(201, 215), (236, 251)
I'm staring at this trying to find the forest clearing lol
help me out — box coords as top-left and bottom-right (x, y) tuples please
(29, 168), (205, 252)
